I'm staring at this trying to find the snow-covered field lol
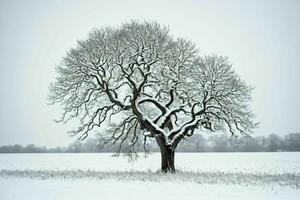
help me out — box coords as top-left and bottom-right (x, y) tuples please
(0, 152), (300, 200)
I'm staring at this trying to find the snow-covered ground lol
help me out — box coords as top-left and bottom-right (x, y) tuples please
(1, 152), (300, 173)
(0, 152), (300, 200)
(1, 178), (299, 200)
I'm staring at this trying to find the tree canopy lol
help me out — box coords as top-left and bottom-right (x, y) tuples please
(49, 21), (257, 172)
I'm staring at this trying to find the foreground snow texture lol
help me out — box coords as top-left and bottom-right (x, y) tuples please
(0, 153), (300, 199)
(1, 178), (299, 200)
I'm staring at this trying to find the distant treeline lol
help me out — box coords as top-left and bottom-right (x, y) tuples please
(0, 133), (300, 153)
(177, 133), (300, 152)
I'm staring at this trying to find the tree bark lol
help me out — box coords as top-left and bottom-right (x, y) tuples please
(162, 145), (175, 173)
(158, 142), (175, 173)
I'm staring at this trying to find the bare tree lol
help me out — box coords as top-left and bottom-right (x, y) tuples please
(49, 21), (257, 172)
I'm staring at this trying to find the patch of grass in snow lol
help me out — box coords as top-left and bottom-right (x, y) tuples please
(1, 169), (299, 189)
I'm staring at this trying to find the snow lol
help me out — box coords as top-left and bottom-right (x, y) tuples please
(0, 152), (300, 174)
(0, 152), (299, 199)
(157, 115), (166, 126)
(1, 178), (299, 200)
(1, 169), (299, 188)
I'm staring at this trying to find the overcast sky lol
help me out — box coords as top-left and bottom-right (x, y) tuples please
(0, 0), (299, 147)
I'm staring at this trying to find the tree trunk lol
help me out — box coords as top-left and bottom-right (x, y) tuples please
(160, 144), (176, 173)
(155, 135), (177, 173)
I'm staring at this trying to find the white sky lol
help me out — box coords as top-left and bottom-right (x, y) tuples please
(0, 0), (299, 147)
